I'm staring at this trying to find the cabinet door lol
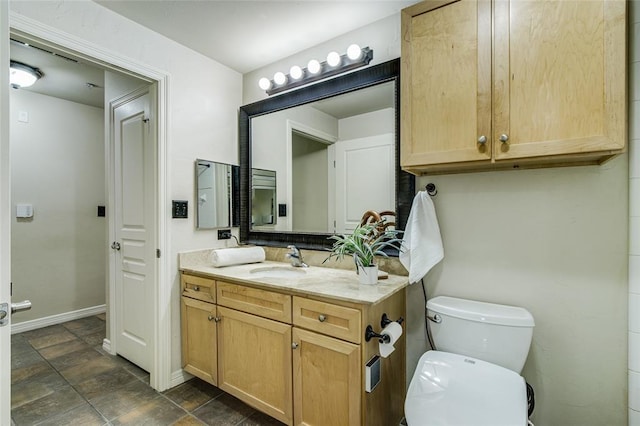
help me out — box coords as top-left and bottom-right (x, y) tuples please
(217, 306), (293, 425)
(292, 328), (361, 426)
(181, 297), (217, 385)
(401, 0), (492, 169)
(493, 0), (626, 161)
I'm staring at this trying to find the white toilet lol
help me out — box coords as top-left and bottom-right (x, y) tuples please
(405, 296), (535, 426)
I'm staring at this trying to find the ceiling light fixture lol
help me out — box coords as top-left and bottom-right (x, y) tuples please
(258, 45), (373, 96)
(9, 61), (43, 89)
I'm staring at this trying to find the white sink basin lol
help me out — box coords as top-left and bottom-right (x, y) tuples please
(250, 266), (307, 278)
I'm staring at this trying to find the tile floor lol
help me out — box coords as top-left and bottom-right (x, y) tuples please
(11, 314), (285, 425)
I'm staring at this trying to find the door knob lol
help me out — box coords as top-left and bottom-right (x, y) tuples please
(111, 242), (121, 251)
(12, 300), (32, 313)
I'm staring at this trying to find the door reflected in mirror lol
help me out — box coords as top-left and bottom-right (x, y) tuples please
(195, 159), (239, 229)
(250, 81), (395, 234)
(251, 168), (276, 228)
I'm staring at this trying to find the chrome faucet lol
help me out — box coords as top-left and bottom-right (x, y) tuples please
(286, 245), (308, 268)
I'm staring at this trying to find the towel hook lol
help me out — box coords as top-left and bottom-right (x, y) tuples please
(425, 183), (437, 197)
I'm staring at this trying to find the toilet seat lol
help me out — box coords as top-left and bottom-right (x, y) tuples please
(405, 351), (528, 426)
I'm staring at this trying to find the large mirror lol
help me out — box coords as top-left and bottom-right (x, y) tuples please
(195, 159), (240, 229)
(239, 58), (415, 251)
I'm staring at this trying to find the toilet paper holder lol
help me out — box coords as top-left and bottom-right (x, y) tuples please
(365, 313), (404, 343)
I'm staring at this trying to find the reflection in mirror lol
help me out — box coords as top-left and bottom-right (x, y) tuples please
(239, 59), (415, 251)
(251, 82), (395, 234)
(252, 168), (277, 228)
(195, 159), (239, 229)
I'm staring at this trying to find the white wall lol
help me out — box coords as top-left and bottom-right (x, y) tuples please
(248, 10), (629, 426)
(10, 89), (106, 322)
(9, 0), (243, 376)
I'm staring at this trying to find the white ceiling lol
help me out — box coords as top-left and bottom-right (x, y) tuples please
(94, 0), (417, 74)
(10, 1), (415, 109)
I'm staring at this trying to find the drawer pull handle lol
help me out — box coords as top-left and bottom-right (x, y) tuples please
(292, 342), (299, 349)
(318, 314), (327, 322)
(193, 286), (200, 291)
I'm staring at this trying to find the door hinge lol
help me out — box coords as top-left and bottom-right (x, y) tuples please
(156, 249), (161, 258)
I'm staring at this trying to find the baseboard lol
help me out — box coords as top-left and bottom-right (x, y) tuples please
(11, 304), (107, 334)
(170, 369), (193, 389)
(102, 338), (114, 354)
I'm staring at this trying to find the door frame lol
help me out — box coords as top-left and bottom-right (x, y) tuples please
(9, 13), (172, 391)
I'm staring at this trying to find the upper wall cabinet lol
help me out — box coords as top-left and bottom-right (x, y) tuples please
(400, 0), (627, 175)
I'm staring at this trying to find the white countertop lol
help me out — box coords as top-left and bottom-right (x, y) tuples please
(179, 252), (408, 305)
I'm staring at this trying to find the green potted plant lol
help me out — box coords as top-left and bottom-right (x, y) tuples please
(324, 220), (403, 285)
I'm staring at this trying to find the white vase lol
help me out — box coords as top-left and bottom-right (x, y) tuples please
(358, 265), (378, 285)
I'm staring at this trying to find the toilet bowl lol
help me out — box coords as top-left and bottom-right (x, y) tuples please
(405, 296), (535, 426)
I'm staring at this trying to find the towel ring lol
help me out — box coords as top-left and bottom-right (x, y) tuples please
(425, 183), (437, 197)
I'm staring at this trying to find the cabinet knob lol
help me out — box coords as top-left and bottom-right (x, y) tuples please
(499, 134), (509, 143)
(292, 342), (299, 349)
(477, 135), (487, 144)
(207, 315), (214, 321)
(193, 286), (200, 291)
(318, 314), (326, 322)
(214, 317), (221, 322)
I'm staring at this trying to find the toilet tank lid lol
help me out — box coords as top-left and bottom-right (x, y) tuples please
(427, 296), (535, 327)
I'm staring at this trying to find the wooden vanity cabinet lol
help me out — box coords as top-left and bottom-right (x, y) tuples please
(181, 295), (218, 386)
(401, 0), (626, 174)
(181, 272), (406, 426)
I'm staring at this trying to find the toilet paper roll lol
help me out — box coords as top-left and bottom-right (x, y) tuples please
(379, 322), (403, 358)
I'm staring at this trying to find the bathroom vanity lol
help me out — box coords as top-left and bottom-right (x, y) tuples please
(179, 252), (407, 426)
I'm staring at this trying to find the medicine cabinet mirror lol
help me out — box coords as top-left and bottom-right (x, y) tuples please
(239, 58), (415, 250)
(195, 159), (239, 229)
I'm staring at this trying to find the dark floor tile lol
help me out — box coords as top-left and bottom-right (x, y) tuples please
(74, 366), (138, 400)
(11, 359), (54, 384)
(111, 395), (188, 425)
(48, 346), (105, 371)
(11, 368), (67, 409)
(28, 329), (77, 350)
(59, 353), (122, 384)
(96, 313), (106, 321)
(11, 347), (42, 370)
(11, 334), (33, 356)
(163, 378), (223, 412)
(238, 411), (287, 426)
(89, 377), (160, 421)
(81, 330), (106, 346)
(37, 337), (90, 360)
(62, 316), (106, 337)
(35, 401), (107, 426)
(172, 415), (206, 425)
(121, 357), (150, 383)
(11, 385), (85, 425)
(20, 324), (67, 340)
(192, 393), (255, 426)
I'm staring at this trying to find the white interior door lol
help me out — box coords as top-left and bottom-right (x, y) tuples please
(112, 88), (156, 372)
(1, 1), (11, 420)
(335, 133), (395, 233)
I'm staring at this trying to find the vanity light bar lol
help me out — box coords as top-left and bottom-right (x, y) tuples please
(259, 46), (373, 96)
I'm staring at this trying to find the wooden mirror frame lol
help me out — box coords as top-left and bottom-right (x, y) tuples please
(239, 58), (415, 252)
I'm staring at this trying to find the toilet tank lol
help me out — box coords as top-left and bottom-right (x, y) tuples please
(427, 296), (535, 373)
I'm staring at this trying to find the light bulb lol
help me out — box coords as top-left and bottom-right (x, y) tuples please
(273, 71), (286, 85)
(290, 65), (303, 80)
(307, 59), (321, 74)
(347, 44), (362, 61)
(326, 51), (341, 67)
(258, 77), (272, 91)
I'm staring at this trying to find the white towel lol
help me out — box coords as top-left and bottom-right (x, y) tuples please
(209, 246), (266, 267)
(400, 191), (444, 284)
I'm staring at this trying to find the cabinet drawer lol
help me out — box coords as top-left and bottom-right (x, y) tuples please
(181, 274), (216, 303)
(217, 282), (292, 323)
(293, 297), (361, 344)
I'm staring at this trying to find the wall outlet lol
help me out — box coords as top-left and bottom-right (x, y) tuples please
(218, 229), (232, 240)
